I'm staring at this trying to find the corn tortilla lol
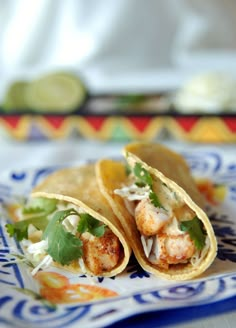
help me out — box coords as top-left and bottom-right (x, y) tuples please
(31, 163), (131, 277)
(96, 142), (217, 280)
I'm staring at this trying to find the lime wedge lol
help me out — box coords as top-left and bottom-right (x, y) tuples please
(3, 81), (29, 111)
(25, 72), (87, 113)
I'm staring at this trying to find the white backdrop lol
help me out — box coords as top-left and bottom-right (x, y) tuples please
(0, 0), (236, 98)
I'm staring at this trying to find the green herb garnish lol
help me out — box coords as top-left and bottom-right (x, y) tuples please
(149, 192), (166, 210)
(6, 198), (106, 266)
(5, 198), (58, 241)
(125, 163), (132, 176)
(6, 216), (49, 241)
(22, 198), (57, 217)
(43, 209), (83, 265)
(6, 222), (27, 241)
(132, 162), (167, 210)
(180, 216), (206, 250)
(77, 213), (106, 237)
(133, 163), (153, 188)
(42, 208), (106, 266)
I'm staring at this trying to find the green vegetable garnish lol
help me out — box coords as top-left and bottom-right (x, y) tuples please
(77, 213), (106, 237)
(132, 162), (166, 209)
(180, 216), (206, 250)
(6, 197), (107, 267)
(42, 208), (106, 266)
(6, 217), (49, 241)
(5, 198), (58, 241)
(22, 198), (57, 217)
(149, 192), (166, 210)
(125, 163), (132, 176)
(135, 181), (147, 188)
(133, 163), (153, 188)
(6, 222), (27, 241)
(43, 209), (83, 265)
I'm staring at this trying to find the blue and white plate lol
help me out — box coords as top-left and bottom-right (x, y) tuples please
(1, 149), (236, 328)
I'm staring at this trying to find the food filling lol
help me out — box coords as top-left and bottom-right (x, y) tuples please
(114, 162), (209, 270)
(6, 197), (122, 276)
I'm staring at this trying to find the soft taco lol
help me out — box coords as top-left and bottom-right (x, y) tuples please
(6, 164), (131, 277)
(96, 142), (217, 280)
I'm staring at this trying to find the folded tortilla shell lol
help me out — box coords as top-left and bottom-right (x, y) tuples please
(31, 163), (131, 277)
(96, 143), (217, 280)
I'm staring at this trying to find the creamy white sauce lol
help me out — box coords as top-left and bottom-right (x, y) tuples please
(163, 217), (185, 235)
(114, 183), (150, 201)
(124, 198), (136, 216)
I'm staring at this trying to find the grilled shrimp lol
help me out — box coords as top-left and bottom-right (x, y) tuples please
(81, 229), (121, 275)
(135, 198), (171, 236)
(149, 233), (195, 269)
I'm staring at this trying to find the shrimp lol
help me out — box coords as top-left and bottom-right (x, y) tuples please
(149, 233), (195, 269)
(135, 198), (171, 236)
(81, 229), (121, 275)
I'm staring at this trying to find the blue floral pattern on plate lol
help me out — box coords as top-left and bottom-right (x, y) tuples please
(1, 149), (236, 328)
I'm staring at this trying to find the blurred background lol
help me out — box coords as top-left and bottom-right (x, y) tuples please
(0, 0), (236, 141)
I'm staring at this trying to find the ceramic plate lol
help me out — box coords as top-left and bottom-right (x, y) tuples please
(1, 149), (236, 328)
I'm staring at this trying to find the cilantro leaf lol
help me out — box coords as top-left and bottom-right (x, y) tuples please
(125, 163), (132, 176)
(22, 198), (57, 217)
(42, 209), (106, 265)
(77, 213), (106, 237)
(132, 163), (167, 209)
(43, 209), (83, 266)
(133, 163), (153, 188)
(5, 216), (49, 241)
(180, 216), (206, 250)
(149, 191), (166, 210)
(6, 197), (57, 242)
(22, 206), (44, 216)
(47, 227), (83, 266)
(43, 208), (78, 239)
(135, 181), (146, 188)
(6, 223), (27, 241)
